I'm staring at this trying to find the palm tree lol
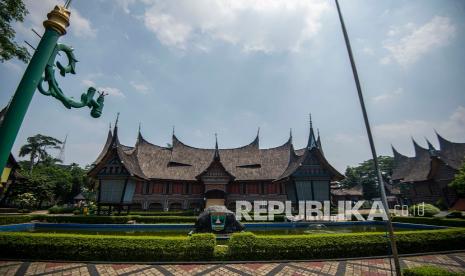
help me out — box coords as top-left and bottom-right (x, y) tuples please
(19, 134), (62, 172)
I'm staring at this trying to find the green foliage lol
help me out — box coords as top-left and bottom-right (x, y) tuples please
(15, 193), (36, 210)
(227, 229), (465, 261)
(0, 232), (215, 261)
(6, 163), (90, 208)
(435, 198), (448, 211)
(128, 210), (195, 216)
(48, 205), (76, 214)
(409, 203), (440, 217)
(0, 214), (197, 225)
(0, 215), (32, 225)
(446, 211), (463, 219)
(340, 156), (393, 199)
(450, 162), (465, 196)
(0, 0), (30, 62)
(403, 266), (461, 276)
(19, 134), (62, 172)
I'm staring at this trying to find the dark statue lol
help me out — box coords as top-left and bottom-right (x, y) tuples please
(193, 205), (244, 234)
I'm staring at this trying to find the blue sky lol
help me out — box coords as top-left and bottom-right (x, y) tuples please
(1, 0), (464, 171)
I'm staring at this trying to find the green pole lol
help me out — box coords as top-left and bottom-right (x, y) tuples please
(0, 5), (70, 174)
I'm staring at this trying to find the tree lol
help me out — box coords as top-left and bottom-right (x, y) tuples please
(450, 162), (465, 196)
(19, 134), (62, 172)
(0, 0), (30, 63)
(340, 156), (394, 199)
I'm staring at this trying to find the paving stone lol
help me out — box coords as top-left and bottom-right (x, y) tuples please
(3, 253), (465, 275)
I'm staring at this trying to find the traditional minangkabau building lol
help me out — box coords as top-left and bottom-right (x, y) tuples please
(88, 118), (344, 213)
(391, 133), (465, 207)
(0, 106), (21, 202)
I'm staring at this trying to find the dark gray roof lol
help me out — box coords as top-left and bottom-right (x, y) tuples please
(90, 124), (343, 182)
(392, 133), (465, 182)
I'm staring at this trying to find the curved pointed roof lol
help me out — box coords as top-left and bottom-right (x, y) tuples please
(391, 132), (465, 182)
(92, 129), (113, 165)
(90, 123), (342, 181)
(436, 132), (465, 170)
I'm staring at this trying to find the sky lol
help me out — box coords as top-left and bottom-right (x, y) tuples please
(1, 0), (464, 172)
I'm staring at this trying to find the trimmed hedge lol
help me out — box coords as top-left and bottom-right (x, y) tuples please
(403, 266), (461, 276)
(393, 216), (465, 227)
(48, 205), (76, 214)
(227, 228), (465, 260)
(0, 215), (33, 225)
(0, 215), (196, 225)
(0, 232), (215, 261)
(128, 210), (196, 216)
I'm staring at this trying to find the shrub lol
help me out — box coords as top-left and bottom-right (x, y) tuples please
(0, 232), (215, 261)
(128, 210), (195, 216)
(446, 211), (463, 219)
(227, 229), (465, 261)
(409, 203), (440, 217)
(0, 215), (33, 225)
(48, 205), (76, 214)
(0, 215), (197, 225)
(403, 266), (460, 276)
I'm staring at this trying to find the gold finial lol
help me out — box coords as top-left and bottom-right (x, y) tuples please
(43, 5), (71, 35)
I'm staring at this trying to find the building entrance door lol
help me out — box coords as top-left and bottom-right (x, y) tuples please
(206, 198), (224, 208)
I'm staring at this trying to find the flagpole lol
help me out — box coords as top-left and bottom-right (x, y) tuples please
(333, 0), (402, 275)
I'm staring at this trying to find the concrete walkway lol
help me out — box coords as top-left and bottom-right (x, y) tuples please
(1, 252), (465, 276)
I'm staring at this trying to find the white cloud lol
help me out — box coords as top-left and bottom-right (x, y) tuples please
(81, 79), (96, 87)
(374, 106), (465, 154)
(362, 47), (374, 56)
(98, 86), (125, 98)
(70, 8), (97, 38)
(139, 0), (330, 53)
(381, 16), (455, 67)
(130, 81), (149, 94)
(22, 0), (96, 39)
(372, 87), (403, 103)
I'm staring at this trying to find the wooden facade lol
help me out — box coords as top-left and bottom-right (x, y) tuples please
(391, 134), (464, 207)
(88, 120), (344, 212)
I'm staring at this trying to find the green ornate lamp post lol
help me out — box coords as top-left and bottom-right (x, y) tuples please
(0, 1), (105, 174)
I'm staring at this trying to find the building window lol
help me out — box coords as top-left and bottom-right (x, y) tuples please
(152, 183), (164, 194)
(228, 183), (241, 194)
(135, 182), (143, 194)
(143, 182), (151, 194)
(191, 183), (203, 194)
(247, 183), (260, 194)
(172, 183), (183, 194)
(266, 183), (279, 194)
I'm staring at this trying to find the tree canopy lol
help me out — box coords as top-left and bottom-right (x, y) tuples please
(339, 156), (394, 199)
(19, 134), (62, 172)
(0, 0), (30, 63)
(450, 161), (465, 196)
(1, 134), (92, 209)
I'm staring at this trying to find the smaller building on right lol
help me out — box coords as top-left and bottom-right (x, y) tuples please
(391, 132), (465, 207)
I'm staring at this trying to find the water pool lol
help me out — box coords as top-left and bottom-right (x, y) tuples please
(0, 221), (445, 237)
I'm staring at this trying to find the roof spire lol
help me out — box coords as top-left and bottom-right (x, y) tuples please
(214, 133), (220, 161)
(289, 128), (293, 143)
(138, 122), (142, 134)
(172, 125), (175, 137)
(391, 144), (407, 160)
(425, 137), (437, 156)
(112, 112), (120, 137)
(411, 137), (427, 157)
(307, 113), (317, 149)
(115, 112), (120, 127)
(309, 113), (313, 129)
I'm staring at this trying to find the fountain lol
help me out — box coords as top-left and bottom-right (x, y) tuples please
(192, 205), (244, 234)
